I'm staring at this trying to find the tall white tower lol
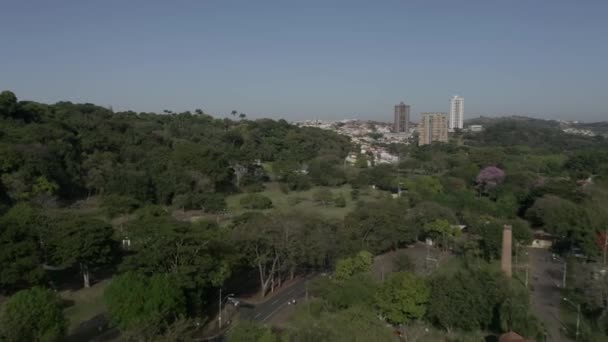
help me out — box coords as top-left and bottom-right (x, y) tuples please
(449, 95), (464, 130)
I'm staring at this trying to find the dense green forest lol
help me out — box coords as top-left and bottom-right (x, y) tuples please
(1, 90), (608, 341)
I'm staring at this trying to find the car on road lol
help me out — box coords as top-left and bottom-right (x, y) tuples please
(226, 296), (240, 307)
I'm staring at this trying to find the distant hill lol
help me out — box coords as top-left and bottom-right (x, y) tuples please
(462, 116), (606, 151)
(464, 115), (560, 129)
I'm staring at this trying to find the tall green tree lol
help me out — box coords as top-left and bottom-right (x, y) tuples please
(334, 251), (373, 281)
(427, 269), (507, 332)
(0, 90), (18, 118)
(104, 272), (186, 334)
(342, 199), (415, 254)
(498, 285), (544, 339)
(122, 212), (233, 293)
(376, 272), (429, 324)
(46, 215), (116, 288)
(310, 273), (378, 310)
(0, 287), (67, 342)
(286, 305), (394, 342)
(423, 219), (460, 251)
(0, 204), (46, 293)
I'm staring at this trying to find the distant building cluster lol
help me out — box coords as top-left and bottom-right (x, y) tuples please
(294, 119), (407, 165)
(392, 95), (465, 145)
(295, 95), (472, 165)
(468, 124), (483, 132)
(562, 127), (596, 136)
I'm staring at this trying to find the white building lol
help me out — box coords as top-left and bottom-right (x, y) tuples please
(449, 95), (464, 130)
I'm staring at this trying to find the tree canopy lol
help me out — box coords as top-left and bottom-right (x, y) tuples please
(0, 287), (67, 342)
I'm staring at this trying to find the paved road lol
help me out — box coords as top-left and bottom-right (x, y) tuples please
(528, 248), (570, 342)
(239, 274), (315, 323)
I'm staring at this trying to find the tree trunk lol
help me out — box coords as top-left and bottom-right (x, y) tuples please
(290, 267), (295, 280)
(257, 256), (279, 298)
(259, 282), (267, 298)
(81, 263), (91, 288)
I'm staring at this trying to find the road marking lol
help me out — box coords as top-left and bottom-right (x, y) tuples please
(254, 313), (262, 319)
(271, 299), (279, 305)
(261, 304), (284, 323)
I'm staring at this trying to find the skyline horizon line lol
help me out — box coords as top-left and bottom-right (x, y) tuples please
(3, 89), (606, 124)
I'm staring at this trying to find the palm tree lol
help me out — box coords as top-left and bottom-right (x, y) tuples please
(239, 113), (246, 120)
(231, 110), (238, 118)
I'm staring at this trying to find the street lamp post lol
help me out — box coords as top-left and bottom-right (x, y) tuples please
(218, 289), (235, 329)
(562, 261), (567, 288)
(218, 288), (222, 329)
(563, 297), (580, 341)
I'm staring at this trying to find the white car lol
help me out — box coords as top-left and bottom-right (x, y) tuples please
(226, 296), (240, 307)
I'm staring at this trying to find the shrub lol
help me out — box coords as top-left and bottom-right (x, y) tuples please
(286, 174), (312, 191)
(334, 194), (346, 207)
(244, 183), (265, 193)
(312, 188), (333, 206)
(173, 193), (226, 213)
(287, 196), (304, 206)
(240, 193), (273, 210)
(279, 183), (290, 194)
(101, 195), (141, 217)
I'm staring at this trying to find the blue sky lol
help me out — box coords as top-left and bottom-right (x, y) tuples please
(1, 0), (607, 121)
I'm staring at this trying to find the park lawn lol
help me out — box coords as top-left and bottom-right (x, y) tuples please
(226, 182), (390, 220)
(62, 279), (109, 333)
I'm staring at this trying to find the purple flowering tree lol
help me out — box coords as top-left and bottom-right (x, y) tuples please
(476, 166), (505, 194)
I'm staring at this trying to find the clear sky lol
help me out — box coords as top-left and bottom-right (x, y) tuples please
(1, 0), (607, 121)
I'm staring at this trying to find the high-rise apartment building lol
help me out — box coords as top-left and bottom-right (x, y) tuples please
(449, 95), (464, 130)
(418, 112), (448, 145)
(393, 102), (410, 133)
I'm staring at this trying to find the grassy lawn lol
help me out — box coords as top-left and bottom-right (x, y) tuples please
(226, 182), (389, 220)
(61, 280), (110, 333)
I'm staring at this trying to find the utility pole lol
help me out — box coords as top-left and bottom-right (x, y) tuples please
(218, 288), (222, 329)
(576, 303), (581, 341)
(515, 241), (519, 267)
(576, 304), (581, 341)
(306, 281), (310, 314)
(563, 297), (580, 341)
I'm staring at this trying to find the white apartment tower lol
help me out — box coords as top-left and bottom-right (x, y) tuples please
(449, 95), (464, 130)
